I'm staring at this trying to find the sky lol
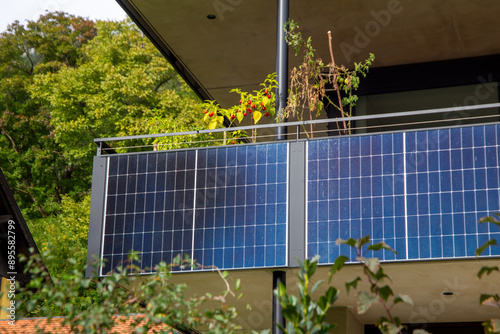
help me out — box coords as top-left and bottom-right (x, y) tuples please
(0, 0), (128, 32)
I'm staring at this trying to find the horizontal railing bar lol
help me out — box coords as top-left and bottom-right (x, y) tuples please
(94, 102), (500, 143)
(102, 113), (500, 153)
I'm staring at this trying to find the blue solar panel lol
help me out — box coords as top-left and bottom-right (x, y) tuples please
(192, 144), (288, 270)
(307, 124), (500, 264)
(101, 143), (288, 274)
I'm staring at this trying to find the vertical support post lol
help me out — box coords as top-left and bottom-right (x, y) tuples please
(273, 271), (286, 334)
(275, 0), (289, 141)
(288, 141), (306, 266)
(96, 141), (102, 156)
(86, 156), (108, 278)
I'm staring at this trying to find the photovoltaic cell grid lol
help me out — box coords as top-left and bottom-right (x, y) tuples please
(307, 124), (500, 264)
(101, 143), (288, 274)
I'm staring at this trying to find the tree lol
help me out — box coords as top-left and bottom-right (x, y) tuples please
(30, 195), (91, 277)
(29, 18), (201, 164)
(17, 253), (241, 333)
(0, 13), (202, 276)
(0, 12), (96, 220)
(275, 237), (430, 334)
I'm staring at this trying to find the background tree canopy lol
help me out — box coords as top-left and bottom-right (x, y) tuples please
(0, 12), (201, 276)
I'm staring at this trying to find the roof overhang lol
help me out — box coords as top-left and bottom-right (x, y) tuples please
(116, 0), (500, 107)
(0, 169), (42, 284)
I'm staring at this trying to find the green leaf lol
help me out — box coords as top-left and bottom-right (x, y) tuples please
(357, 235), (371, 248)
(478, 266), (500, 278)
(345, 277), (361, 295)
(378, 285), (394, 302)
(393, 294), (414, 306)
(358, 291), (377, 314)
(277, 281), (287, 297)
(315, 101), (324, 115)
(310, 279), (324, 295)
(336, 238), (357, 247)
(476, 239), (497, 256)
(364, 258), (380, 274)
(324, 286), (339, 305)
(373, 266), (391, 282)
(368, 241), (397, 254)
(298, 279), (305, 298)
(329, 255), (348, 282)
(480, 215), (500, 229)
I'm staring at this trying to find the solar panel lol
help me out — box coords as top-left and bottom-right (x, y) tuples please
(101, 143), (288, 274)
(95, 122), (500, 274)
(307, 124), (500, 264)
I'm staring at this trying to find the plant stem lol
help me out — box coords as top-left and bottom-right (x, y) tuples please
(327, 31), (348, 134)
(251, 117), (255, 143)
(357, 248), (397, 328)
(362, 264), (397, 325)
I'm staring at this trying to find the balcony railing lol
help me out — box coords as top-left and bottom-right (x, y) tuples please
(94, 103), (500, 154)
(87, 103), (500, 276)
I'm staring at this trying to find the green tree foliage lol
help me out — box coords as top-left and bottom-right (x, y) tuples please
(335, 237), (427, 334)
(17, 253), (241, 333)
(29, 18), (200, 163)
(275, 238), (429, 334)
(29, 195), (91, 277)
(0, 13), (201, 276)
(0, 12), (97, 220)
(274, 256), (338, 334)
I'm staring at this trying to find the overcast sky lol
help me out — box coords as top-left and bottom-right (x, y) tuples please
(1, 0), (128, 32)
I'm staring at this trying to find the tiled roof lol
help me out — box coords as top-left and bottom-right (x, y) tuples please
(0, 316), (172, 333)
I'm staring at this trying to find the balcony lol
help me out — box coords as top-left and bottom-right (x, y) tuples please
(86, 103), (500, 276)
(85, 2), (500, 330)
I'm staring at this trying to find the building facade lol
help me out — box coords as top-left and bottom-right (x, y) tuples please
(87, 1), (500, 333)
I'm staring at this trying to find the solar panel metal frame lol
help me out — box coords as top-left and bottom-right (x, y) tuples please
(305, 122), (500, 264)
(90, 143), (289, 276)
